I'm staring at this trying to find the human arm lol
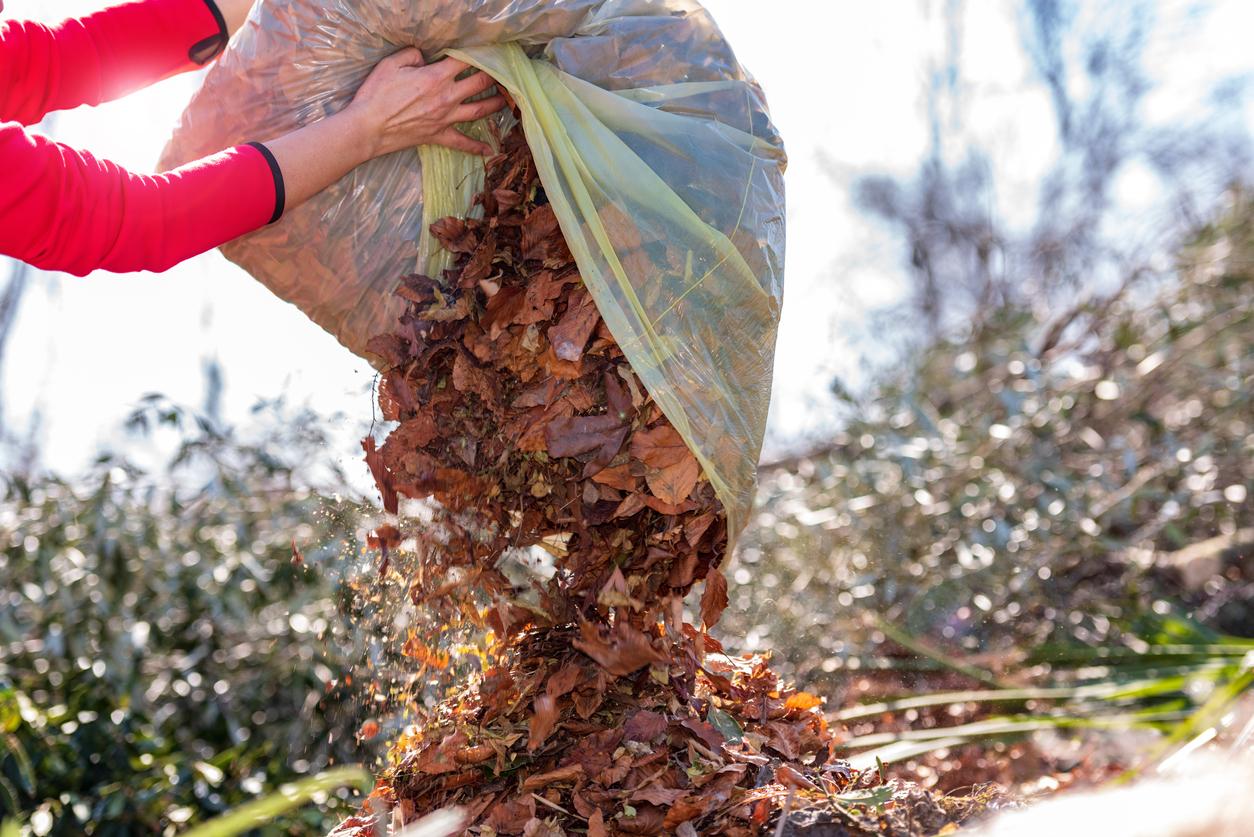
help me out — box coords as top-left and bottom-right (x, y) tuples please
(0, 0), (231, 126)
(266, 49), (504, 209)
(0, 47), (506, 276)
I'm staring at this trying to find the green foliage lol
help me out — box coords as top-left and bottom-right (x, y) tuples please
(721, 194), (1254, 691)
(181, 768), (371, 837)
(0, 401), (375, 835)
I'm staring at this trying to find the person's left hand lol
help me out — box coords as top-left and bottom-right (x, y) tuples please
(342, 49), (508, 158)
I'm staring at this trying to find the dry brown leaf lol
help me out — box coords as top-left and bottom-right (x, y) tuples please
(700, 567), (729, 628)
(572, 621), (667, 676)
(528, 693), (559, 752)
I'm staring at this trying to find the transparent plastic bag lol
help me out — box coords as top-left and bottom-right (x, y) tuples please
(161, 0), (786, 539)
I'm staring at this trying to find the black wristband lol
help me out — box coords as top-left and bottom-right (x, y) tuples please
(189, 0), (229, 65)
(245, 142), (286, 225)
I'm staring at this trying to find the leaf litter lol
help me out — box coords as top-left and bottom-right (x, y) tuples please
(333, 125), (1000, 836)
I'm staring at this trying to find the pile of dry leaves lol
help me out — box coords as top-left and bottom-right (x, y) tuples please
(335, 125), (985, 836)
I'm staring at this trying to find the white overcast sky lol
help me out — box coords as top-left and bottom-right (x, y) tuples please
(2, 0), (1252, 477)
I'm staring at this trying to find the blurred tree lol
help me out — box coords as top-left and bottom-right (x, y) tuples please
(722, 193), (1252, 692)
(852, 0), (1252, 339)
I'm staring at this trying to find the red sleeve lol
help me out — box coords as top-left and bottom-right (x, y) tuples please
(0, 0), (227, 126)
(0, 122), (284, 275)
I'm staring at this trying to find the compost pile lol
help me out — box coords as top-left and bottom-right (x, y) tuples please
(338, 125), (897, 836)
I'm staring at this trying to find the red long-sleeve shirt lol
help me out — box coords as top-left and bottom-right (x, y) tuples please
(0, 0), (283, 275)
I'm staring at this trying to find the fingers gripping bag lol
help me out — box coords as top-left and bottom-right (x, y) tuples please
(161, 0), (787, 541)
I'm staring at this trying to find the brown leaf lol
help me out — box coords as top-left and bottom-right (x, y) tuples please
(604, 369), (634, 423)
(774, 763), (820, 790)
(401, 632), (450, 669)
(700, 567), (729, 628)
(546, 661), (582, 699)
(415, 730), (467, 776)
(540, 343), (583, 379)
(591, 462), (639, 492)
(517, 269), (569, 325)
(629, 424), (690, 469)
(452, 350), (501, 412)
(624, 710), (668, 743)
(511, 377), (567, 409)
(561, 727), (623, 776)
(486, 798), (535, 836)
(631, 425), (701, 504)
(586, 809), (608, 837)
(597, 566), (644, 611)
(361, 436), (397, 514)
(521, 204), (570, 263)
(680, 718), (725, 750)
(618, 804), (666, 835)
(390, 411), (438, 450)
(545, 415), (627, 459)
(548, 288), (601, 362)
(572, 687), (604, 720)
(572, 621), (667, 677)
(612, 492), (647, 519)
(520, 763), (584, 792)
(482, 284), (526, 339)
(462, 230), (498, 284)
(645, 454), (700, 506)
(528, 693), (559, 752)
(631, 784), (688, 806)
(430, 216), (479, 253)
(684, 511), (717, 546)
(661, 796), (710, 831)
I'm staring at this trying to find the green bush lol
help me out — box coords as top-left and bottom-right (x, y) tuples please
(0, 401), (375, 836)
(720, 196), (1253, 690)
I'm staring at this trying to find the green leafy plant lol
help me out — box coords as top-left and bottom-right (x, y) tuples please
(0, 400), (375, 835)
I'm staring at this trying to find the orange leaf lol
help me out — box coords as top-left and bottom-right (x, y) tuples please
(630, 425), (690, 469)
(784, 691), (824, 712)
(645, 452), (700, 505)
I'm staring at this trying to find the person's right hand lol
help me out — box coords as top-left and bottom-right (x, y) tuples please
(344, 49), (508, 159)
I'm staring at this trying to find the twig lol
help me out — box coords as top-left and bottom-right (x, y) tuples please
(530, 792), (585, 821)
(772, 787), (794, 837)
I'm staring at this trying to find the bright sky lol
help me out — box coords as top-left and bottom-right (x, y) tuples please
(2, 0), (1252, 477)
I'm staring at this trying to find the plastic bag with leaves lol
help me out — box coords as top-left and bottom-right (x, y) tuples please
(161, 0), (786, 539)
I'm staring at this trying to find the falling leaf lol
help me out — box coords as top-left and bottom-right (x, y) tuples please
(784, 692), (824, 712)
(572, 621), (667, 676)
(528, 693), (559, 752)
(700, 568), (729, 628)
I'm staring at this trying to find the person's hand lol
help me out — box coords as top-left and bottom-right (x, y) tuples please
(344, 49), (508, 158)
